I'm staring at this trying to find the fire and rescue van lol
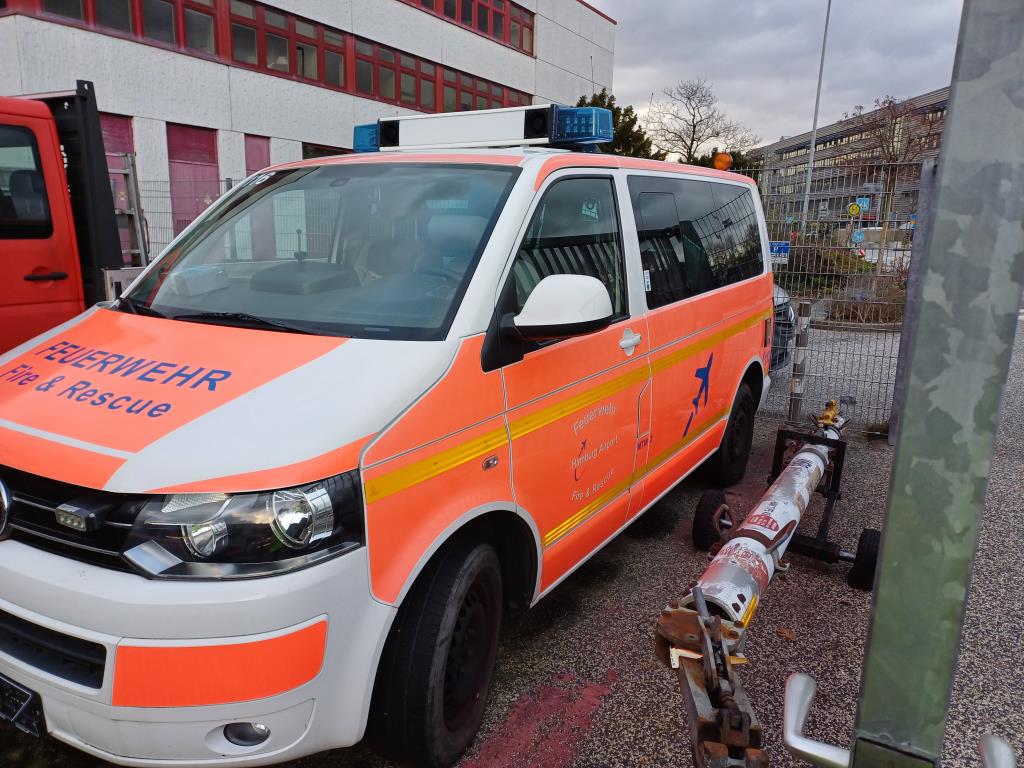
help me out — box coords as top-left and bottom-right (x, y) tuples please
(0, 105), (773, 768)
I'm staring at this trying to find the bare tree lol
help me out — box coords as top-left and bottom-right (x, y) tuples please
(647, 78), (760, 163)
(841, 95), (944, 164)
(841, 95), (945, 271)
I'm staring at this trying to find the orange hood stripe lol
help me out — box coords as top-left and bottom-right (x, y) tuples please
(0, 309), (346, 457)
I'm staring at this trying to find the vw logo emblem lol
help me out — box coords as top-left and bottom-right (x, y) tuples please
(0, 479), (10, 538)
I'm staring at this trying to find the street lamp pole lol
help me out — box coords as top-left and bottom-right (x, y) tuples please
(799, 0), (833, 231)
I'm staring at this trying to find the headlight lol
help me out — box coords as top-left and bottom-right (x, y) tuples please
(123, 470), (363, 579)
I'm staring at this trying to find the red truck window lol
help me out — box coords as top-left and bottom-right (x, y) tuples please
(0, 125), (53, 239)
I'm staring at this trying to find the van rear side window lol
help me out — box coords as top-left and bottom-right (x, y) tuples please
(628, 176), (763, 307)
(0, 125), (53, 240)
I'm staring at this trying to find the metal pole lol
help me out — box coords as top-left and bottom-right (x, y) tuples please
(888, 158), (937, 447)
(788, 300), (812, 423)
(853, 0), (1024, 765)
(799, 0), (832, 232)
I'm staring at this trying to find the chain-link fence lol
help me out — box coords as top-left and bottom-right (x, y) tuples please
(137, 178), (237, 258)
(738, 160), (920, 433)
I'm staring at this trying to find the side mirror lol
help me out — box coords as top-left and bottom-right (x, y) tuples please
(506, 274), (614, 341)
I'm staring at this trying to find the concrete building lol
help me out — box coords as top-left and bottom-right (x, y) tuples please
(750, 87), (947, 227)
(0, 0), (615, 252)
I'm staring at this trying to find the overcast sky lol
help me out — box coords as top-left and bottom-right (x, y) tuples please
(584, 0), (963, 147)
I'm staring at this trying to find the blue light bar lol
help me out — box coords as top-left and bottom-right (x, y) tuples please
(551, 106), (614, 145)
(353, 123), (380, 153)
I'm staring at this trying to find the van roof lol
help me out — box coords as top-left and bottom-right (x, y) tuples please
(269, 149), (758, 188)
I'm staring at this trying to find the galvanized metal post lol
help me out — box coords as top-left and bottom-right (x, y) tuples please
(853, 0), (1024, 765)
(799, 0), (833, 232)
(788, 300), (812, 422)
(888, 158), (938, 447)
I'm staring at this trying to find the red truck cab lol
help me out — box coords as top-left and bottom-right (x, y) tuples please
(0, 81), (121, 352)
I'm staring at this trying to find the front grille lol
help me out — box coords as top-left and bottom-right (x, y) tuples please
(0, 608), (106, 688)
(1, 466), (142, 573)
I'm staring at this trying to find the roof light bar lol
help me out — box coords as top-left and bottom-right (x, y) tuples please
(352, 104), (613, 153)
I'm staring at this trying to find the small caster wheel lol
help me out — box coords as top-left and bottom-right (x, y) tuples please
(847, 528), (881, 591)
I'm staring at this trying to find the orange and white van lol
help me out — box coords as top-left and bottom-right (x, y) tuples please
(0, 105), (773, 768)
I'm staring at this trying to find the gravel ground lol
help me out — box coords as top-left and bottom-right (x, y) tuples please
(3, 321), (1022, 768)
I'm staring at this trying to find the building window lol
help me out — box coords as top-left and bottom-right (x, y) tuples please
(23, 0), (532, 118)
(184, 7), (215, 53)
(232, 22), (257, 64)
(296, 41), (317, 79)
(95, 0), (132, 32)
(266, 31), (289, 71)
(141, 0), (176, 44)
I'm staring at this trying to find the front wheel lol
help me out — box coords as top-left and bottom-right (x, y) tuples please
(369, 539), (503, 768)
(704, 383), (756, 487)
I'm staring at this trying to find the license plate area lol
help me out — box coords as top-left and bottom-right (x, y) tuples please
(0, 672), (44, 737)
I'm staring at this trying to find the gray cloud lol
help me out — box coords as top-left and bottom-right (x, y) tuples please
(583, 0), (962, 145)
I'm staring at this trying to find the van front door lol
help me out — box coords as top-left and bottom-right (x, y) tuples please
(0, 112), (84, 353)
(499, 175), (650, 594)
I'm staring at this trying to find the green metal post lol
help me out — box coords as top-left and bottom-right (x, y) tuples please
(853, 0), (1024, 765)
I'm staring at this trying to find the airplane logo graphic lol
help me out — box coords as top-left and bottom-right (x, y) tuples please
(684, 353), (713, 437)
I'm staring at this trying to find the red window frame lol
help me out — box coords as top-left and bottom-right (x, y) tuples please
(18, 0), (530, 115)
(401, 0), (535, 56)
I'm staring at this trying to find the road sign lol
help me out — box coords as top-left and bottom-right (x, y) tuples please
(909, 212), (918, 230)
(847, 202), (862, 217)
(851, 229), (866, 244)
(785, 215), (794, 225)
(769, 241), (790, 265)
(856, 196), (871, 212)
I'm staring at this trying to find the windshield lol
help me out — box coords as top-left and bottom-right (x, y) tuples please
(125, 163), (520, 340)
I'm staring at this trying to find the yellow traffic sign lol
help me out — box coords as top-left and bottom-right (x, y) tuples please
(847, 202), (862, 217)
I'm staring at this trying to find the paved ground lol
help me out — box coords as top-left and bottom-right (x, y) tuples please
(3, 321), (1023, 768)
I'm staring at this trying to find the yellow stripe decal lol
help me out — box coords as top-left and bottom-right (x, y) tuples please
(364, 309), (769, 506)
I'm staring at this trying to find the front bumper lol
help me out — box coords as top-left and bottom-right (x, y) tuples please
(0, 540), (395, 766)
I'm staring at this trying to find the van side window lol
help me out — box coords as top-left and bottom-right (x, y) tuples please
(513, 176), (627, 318)
(635, 191), (687, 308)
(628, 175), (764, 305)
(0, 125), (53, 239)
(706, 183), (764, 286)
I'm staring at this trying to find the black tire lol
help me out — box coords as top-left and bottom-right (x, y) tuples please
(369, 539), (503, 767)
(693, 489), (728, 552)
(847, 528), (881, 591)
(704, 383), (756, 487)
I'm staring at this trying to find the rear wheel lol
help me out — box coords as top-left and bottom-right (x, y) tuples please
(847, 528), (881, 591)
(370, 539), (503, 768)
(692, 489), (729, 552)
(704, 383), (756, 487)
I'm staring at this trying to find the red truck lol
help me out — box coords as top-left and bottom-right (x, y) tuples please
(0, 81), (122, 352)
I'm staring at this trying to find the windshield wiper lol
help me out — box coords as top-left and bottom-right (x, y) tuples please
(171, 311), (318, 335)
(118, 296), (169, 319)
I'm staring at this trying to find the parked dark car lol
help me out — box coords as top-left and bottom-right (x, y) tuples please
(771, 284), (796, 371)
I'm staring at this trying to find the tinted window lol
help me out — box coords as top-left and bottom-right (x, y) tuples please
(628, 176), (764, 305)
(0, 126), (53, 240)
(184, 9), (215, 53)
(634, 191), (687, 308)
(95, 0), (133, 32)
(513, 177), (626, 317)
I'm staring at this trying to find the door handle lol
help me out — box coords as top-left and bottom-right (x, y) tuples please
(24, 272), (69, 282)
(619, 328), (643, 355)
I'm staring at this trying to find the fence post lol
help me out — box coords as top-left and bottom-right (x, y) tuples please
(788, 300), (812, 423)
(888, 158), (937, 446)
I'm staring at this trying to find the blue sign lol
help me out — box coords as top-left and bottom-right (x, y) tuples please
(785, 215), (794, 225)
(856, 196), (871, 213)
(769, 241), (790, 264)
(909, 212), (918, 230)
(851, 229), (866, 244)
